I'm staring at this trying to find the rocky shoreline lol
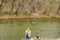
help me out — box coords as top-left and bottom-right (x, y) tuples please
(21, 37), (60, 40)
(30, 37), (60, 40)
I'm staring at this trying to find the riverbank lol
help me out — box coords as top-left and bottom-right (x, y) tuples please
(0, 14), (60, 19)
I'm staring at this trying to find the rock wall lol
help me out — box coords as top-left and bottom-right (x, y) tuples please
(0, 0), (60, 16)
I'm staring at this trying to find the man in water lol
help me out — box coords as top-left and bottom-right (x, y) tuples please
(25, 28), (31, 40)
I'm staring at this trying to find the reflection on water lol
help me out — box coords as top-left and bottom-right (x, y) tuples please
(0, 18), (60, 40)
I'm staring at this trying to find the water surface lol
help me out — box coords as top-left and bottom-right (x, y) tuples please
(0, 18), (60, 40)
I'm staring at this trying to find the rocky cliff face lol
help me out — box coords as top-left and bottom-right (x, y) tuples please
(0, 0), (60, 16)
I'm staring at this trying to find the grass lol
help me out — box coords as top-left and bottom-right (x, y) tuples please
(0, 18), (60, 40)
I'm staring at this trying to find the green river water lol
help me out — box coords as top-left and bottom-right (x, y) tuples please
(0, 18), (60, 40)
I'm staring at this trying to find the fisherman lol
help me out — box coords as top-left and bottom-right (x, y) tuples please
(25, 28), (31, 40)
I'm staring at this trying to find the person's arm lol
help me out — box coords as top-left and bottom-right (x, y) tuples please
(29, 31), (31, 36)
(25, 30), (28, 35)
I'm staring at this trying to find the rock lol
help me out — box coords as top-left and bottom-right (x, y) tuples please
(0, 0), (60, 16)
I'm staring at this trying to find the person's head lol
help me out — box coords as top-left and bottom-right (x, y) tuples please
(27, 27), (30, 31)
(36, 36), (39, 39)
